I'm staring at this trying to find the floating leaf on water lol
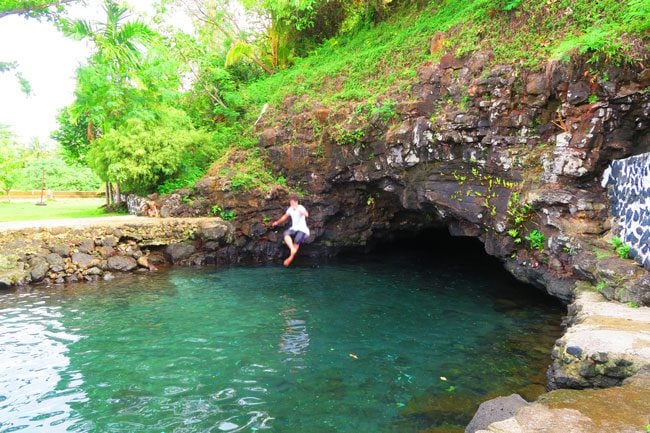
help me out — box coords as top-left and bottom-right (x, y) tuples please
(349, 353), (359, 359)
(440, 376), (447, 381)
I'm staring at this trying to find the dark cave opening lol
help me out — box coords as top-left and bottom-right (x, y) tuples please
(335, 226), (564, 307)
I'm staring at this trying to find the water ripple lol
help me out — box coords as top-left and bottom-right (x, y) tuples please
(0, 261), (561, 433)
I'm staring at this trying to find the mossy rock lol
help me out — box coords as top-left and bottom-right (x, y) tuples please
(0, 253), (28, 288)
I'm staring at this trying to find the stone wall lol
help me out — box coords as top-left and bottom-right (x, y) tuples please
(603, 152), (650, 269)
(0, 217), (234, 288)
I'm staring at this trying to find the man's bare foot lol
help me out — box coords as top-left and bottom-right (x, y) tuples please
(283, 254), (296, 267)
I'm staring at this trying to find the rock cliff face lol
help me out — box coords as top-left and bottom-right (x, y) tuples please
(161, 51), (649, 305)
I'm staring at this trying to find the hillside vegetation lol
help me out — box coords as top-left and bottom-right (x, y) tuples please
(8, 0), (643, 199)
(209, 0), (648, 190)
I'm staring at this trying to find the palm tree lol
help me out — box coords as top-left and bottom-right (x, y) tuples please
(64, 0), (154, 72)
(63, 0), (155, 205)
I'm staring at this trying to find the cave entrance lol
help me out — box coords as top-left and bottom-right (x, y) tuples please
(338, 226), (563, 306)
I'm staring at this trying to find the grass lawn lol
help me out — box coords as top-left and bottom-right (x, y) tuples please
(0, 198), (122, 222)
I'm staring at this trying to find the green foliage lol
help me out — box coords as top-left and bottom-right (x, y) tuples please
(588, 94), (598, 104)
(14, 156), (101, 191)
(506, 192), (535, 239)
(0, 126), (24, 194)
(525, 229), (546, 252)
(50, 0), (649, 199)
(0, 61), (31, 96)
(626, 301), (640, 308)
(507, 228), (522, 244)
(609, 236), (631, 259)
(62, 1), (154, 72)
(595, 280), (607, 293)
(503, 0), (523, 11)
(210, 204), (235, 220)
(87, 108), (213, 194)
(0, 0), (76, 20)
(216, 150), (283, 192)
(370, 99), (397, 122)
(221, 209), (235, 220)
(157, 165), (205, 195)
(241, 0), (647, 120)
(51, 108), (92, 165)
(333, 125), (365, 146)
(60, 0), (163, 145)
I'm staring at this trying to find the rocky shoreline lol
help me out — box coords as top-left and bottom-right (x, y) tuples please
(0, 217), (234, 289)
(138, 47), (649, 431)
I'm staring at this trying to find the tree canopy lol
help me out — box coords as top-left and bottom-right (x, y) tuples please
(86, 108), (213, 194)
(0, 126), (24, 194)
(0, 0), (76, 20)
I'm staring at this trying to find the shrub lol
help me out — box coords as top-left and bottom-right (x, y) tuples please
(525, 229), (546, 251)
(609, 236), (631, 259)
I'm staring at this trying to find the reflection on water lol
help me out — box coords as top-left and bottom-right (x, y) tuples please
(278, 299), (310, 370)
(0, 254), (562, 432)
(0, 298), (85, 432)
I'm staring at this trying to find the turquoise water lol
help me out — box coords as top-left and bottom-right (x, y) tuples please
(0, 251), (561, 432)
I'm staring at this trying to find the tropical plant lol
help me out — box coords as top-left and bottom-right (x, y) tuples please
(86, 108), (213, 195)
(610, 236), (631, 259)
(62, 0), (155, 138)
(63, 1), (154, 73)
(525, 229), (546, 252)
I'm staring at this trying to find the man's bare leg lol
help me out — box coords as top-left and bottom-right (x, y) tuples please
(284, 234), (294, 251)
(283, 244), (300, 267)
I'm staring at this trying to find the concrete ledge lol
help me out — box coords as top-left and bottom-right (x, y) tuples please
(548, 290), (650, 389)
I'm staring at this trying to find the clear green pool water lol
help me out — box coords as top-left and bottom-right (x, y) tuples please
(0, 250), (562, 432)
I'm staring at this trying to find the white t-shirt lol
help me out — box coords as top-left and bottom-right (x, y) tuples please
(286, 205), (310, 236)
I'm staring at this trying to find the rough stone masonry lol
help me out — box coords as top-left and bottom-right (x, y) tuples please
(603, 151), (650, 269)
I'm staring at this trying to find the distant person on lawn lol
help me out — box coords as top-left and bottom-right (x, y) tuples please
(271, 195), (310, 267)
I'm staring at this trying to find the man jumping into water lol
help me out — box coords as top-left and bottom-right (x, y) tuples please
(271, 195), (310, 267)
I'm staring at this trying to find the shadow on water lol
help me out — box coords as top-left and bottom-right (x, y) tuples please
(334, 227), (562, 305)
